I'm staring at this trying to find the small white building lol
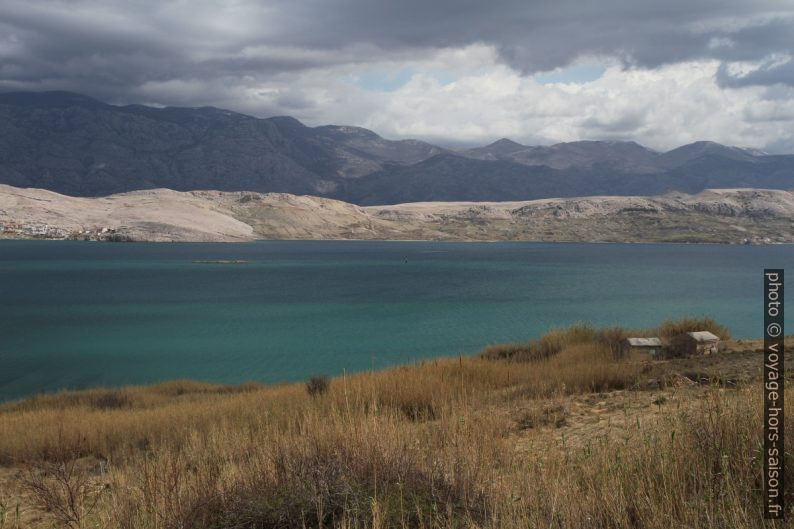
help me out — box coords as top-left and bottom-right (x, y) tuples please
(620, 337), (663, 357)
(671, 331), (720, 356)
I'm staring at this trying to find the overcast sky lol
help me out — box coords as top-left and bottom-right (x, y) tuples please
(2, 0), (794, 152)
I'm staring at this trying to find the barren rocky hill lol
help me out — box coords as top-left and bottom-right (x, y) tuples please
(1, 184), (792, 243)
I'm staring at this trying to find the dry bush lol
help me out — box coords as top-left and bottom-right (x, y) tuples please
(514, 402), (569, 430)
(656, 316), (731, 341)
(20, 439), (106, 529)
(111, 409), (499, 529)
(478, 341), (531, 361)
(113, 445), (223, 529)
(90, 391), (132, 410)
(480, 323), (628, 363)
(597, 326), (628, 357)
(306, 374), (330, 397)
(478, 328), (571, 363)
(150, 379), (264, 397)
(367, 366), (446, 421)
(533, 342), (638, 396)
(224, 433), (473, 528)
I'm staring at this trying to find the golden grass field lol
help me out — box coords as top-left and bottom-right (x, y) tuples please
(0, 317), (791, 528)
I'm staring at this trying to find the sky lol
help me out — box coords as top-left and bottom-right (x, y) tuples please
(1, 1), (794, 152)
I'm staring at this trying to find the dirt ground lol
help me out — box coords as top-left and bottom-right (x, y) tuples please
(512, 341), (791, 453)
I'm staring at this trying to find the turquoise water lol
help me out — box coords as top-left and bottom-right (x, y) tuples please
(0, 240), (790, 401)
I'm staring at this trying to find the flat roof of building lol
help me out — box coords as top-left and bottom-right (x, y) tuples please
(687, 331), (720, 342)
(625, 337), (662, 347)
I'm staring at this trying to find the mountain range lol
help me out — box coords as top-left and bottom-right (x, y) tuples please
(1, 91), (793, 205)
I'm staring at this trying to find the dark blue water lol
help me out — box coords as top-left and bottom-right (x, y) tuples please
(0, 240), (790, 401)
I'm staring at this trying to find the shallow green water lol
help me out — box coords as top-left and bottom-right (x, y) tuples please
(0, 240), (790, 401)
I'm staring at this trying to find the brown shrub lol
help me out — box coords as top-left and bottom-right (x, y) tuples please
(90, 390), (131, 410)
(112, 411), (491, 529)
(656, 316), (731, 341)
(306, 374), (330, 397)
(20, 439), (106, 529)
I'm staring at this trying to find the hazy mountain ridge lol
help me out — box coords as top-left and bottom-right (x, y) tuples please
(1, 91), (793, 204)
(1, 184), (792, 244)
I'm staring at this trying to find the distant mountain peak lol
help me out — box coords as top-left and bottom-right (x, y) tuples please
(315, 124), (382, 140)
(266, 115), (307, 127)
(699, 141), (763, 156)
(488, 138), (524, 148)
(672, 140), (737, 152)
(549, 139), (652, 149)
(660, 140), (762, 167)
(466, 138), (529, 158)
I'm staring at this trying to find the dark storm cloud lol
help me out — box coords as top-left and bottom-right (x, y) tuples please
(581, 110), (648, 136)
(0, 0), (793, 109)
(717, 60), (794, 88)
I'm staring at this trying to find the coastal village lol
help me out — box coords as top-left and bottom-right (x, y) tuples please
(0, 221), (130, 241)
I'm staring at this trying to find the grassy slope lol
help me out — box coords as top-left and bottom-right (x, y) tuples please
(0, 320), (791, 528)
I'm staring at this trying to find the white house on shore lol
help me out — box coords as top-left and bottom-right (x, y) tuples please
(620, 337), (662, 357)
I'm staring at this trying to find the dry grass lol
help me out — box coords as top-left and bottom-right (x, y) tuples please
(480, 317), (731, 362)
(0, 319), (790, 528)
(0, 338), (639, 466)
(656, 316), (732, 341)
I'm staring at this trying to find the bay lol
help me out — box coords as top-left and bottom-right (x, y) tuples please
(0, 240), (790, 401)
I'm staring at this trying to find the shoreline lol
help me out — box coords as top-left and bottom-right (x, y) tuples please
(0, 235), (788, 245)
(1, 334), (780, 405)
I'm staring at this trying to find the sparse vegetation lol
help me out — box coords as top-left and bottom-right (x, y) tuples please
(481, 317), (730, 362)
(479, 323), (629, 362)
(20, 441), (105, 529)
(0, 318), (790, 528)
(306, 374), (330, 397)
(656, 316), (732, 341)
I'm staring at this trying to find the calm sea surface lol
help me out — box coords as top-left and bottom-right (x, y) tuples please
(0, 240), (790, 401)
